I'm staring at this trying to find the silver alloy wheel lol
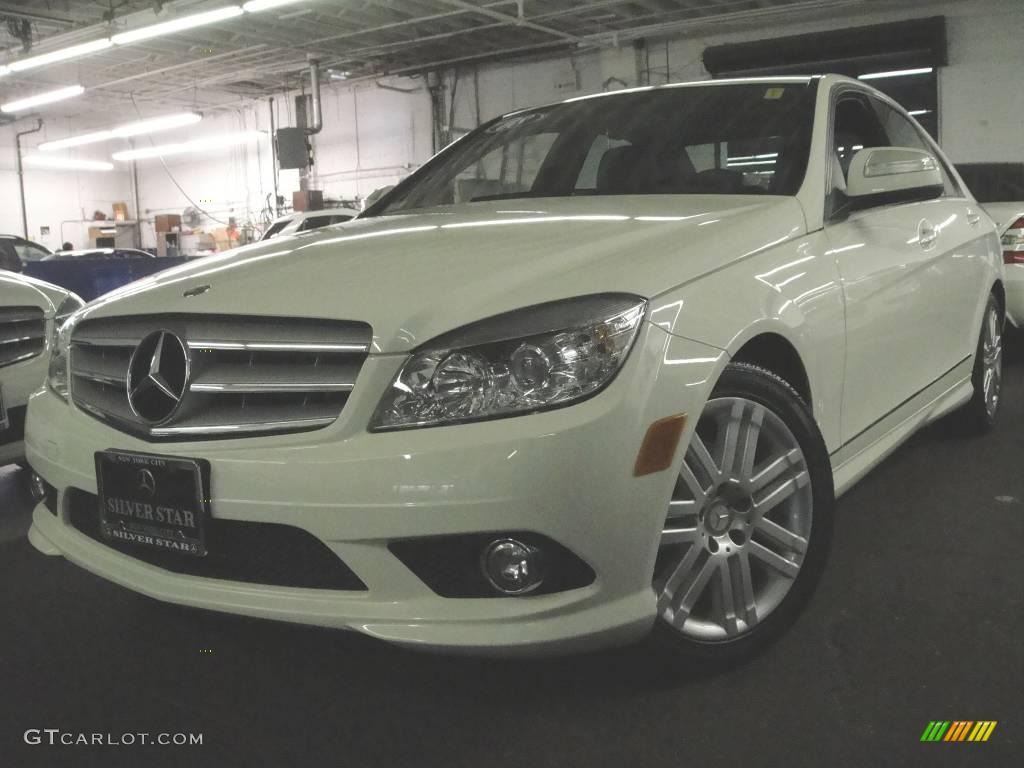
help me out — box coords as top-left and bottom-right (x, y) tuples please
(655, 397), (813, 641)
(982, 304), (1002, 419)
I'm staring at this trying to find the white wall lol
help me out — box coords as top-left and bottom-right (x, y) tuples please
(128, 77), (432, 246)
(12, 0), (1020, 249)
(446, 0), (1024, 163)
(0, 123), (133, 250)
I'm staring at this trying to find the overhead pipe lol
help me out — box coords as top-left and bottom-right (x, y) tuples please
(269, 96), (280, 214)
(306, 58), (323, 135)
(15, 118), (44, 239)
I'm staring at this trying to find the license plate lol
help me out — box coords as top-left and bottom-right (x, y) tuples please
(95, 450), (209, 557)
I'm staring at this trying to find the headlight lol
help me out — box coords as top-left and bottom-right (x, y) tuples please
(47, 305), (82, 401)
(50, 294), (84, 348)
(370, 294), (647, 431)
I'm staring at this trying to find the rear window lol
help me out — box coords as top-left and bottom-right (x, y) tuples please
(955, 163), (1024, 203)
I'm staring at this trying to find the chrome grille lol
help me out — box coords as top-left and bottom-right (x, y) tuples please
(0, 306), (46, 368)
(70, 314), (372, 440)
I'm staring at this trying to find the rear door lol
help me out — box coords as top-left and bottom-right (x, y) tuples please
(824, 88), (984, 443)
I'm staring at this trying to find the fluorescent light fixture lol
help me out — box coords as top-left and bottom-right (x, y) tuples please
(114, 111), (203, 137)
(39, 112), (203, 151)
(858, 67), (933, 81)
(908, 109), (933, 116)
(727, 153), (778, 162)
(8, 38), (112, 72)
(112, 130), (263, 161)
(39, 130), (114, 151)
(1, 85), (85, 113)
(112, 6), (244, 45)
(243, 0), (305, 10)
(23, 155), (114, 171)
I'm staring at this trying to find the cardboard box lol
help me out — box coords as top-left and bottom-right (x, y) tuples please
(112, 202), (129, 221)
(155, 214), (182, 233)
(292, 189), (323, 212)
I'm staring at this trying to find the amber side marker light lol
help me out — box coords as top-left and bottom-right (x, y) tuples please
(634, 414), (687, 476)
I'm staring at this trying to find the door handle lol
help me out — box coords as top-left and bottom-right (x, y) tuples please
(967, 209), (982, 226)
(919, 220), (938, 249)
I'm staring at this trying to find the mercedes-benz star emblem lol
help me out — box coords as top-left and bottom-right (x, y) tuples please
(137, 469), (157, 498)
(127, 330), (190, 424)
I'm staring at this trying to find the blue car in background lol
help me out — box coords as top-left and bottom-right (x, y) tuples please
(21, 248), (189, 302)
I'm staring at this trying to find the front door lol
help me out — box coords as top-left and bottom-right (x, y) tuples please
(825, 88), (983, 443)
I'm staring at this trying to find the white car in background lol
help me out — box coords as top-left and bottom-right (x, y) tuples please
(956, 163), (1024, 326)
(0, 272), (82, 467)
(25, 75), (1003, 660)
(260, 207), (360, 240)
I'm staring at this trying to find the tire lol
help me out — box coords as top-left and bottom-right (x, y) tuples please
(955, 294), (1003, 434)
(649, 362), (834, 665)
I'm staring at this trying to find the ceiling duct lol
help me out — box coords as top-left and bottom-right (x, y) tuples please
(307, 58), (322, 135)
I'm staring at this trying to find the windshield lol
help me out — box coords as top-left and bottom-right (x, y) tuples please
(262, 220), (291, 240)
(370, 82), (816, 216)
(955, 163), (1024, 203)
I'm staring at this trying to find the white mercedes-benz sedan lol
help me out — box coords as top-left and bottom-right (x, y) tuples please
(25, 75), (1004, 659)
(1, 272), (82, 468)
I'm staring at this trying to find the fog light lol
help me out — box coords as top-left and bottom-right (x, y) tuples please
(30, 472), (48, 503)
(481, 538), (545, 595)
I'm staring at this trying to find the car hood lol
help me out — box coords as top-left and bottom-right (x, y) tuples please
(80, 196), (806, 353)
(0, 270), (72, 313)
(980, 202), (1024, 233)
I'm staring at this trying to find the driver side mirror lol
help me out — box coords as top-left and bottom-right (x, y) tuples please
(845, 147), (945, 207)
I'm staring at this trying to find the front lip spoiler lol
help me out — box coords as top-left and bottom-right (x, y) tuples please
(27, 505), (655, 656)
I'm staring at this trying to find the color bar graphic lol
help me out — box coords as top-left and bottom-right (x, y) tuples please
(921, 721), (996, 742)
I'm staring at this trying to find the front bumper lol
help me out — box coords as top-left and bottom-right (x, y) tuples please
(26, 322), (725, 655)
(1, 351), (49, 465)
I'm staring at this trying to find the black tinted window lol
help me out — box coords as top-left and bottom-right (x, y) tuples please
(955, 163), (1024, 203)
(0, 242), (21, 272)
(298, 216), (334, 231)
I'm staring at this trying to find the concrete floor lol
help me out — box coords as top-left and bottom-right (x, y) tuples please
(1, 343), (1022, 768)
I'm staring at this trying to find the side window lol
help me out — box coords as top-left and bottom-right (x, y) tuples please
(454, 132), (558, 203)
(868, 97), (960, 197)
(13, 241), (49, 263)
(298, 215), (333, 232)
(0, 242), (21, 272)
(575, 135), (632, 190)
(830, 95), (890, 193)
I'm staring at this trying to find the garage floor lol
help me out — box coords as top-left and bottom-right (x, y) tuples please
(2, 343), (1022, 768)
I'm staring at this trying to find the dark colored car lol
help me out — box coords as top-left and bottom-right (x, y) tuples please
(44, 248), (155, 260)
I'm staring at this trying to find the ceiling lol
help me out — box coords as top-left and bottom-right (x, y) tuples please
(0, 0), (923, 122)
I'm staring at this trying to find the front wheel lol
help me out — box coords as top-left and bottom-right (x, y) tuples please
(651, 362), (834, 663)
(955, 294), (1003, 434)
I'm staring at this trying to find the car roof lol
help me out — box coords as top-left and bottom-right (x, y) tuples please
(55, 248), (148, 256)
(271, 208), (359, 225)
(496, 74), (861, 117)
